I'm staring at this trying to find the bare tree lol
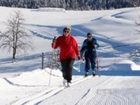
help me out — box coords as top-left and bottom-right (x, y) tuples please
(0, 11), (32, 61)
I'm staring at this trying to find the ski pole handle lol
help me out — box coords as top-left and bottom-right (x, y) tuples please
(52, 36), (57, 43)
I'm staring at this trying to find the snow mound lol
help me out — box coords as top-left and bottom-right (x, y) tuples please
(7, 68), (63, 86)
(108, 60), (140, 71)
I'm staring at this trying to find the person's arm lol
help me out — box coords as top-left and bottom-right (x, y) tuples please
(51, 36), (59, 49)
(72, 37), (80, 59)
(80, 40), (87, 57)
(94, 39), (100, 48)
(76, 43), (81, 60)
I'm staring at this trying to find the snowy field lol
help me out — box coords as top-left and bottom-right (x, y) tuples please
(0, 6), (140, 105)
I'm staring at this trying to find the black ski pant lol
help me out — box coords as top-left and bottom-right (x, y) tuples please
(61, 58), (74, 83)
(85, 51), (96, 73)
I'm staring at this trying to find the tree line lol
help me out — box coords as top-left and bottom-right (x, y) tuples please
(0, 0), (140, 10)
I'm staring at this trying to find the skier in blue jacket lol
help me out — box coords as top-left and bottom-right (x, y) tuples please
(80, 32), (99, 77)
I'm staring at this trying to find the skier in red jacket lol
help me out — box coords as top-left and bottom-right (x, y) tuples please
(52, 27), (80, 87)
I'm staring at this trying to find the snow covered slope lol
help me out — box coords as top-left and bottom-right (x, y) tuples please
(0, 7), (140, 105)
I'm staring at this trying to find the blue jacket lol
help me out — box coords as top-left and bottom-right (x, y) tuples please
(80, 38), (99, 57)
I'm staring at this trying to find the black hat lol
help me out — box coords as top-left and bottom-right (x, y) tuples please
(87, 32), (92, 36)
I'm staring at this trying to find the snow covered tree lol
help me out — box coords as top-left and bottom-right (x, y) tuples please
(0, 11), (32, 61)
(0, 0), (140, 10)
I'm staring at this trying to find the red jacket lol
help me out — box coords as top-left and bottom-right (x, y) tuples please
(52, 34), (79, 61)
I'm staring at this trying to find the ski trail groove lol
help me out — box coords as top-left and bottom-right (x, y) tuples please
(11, 89), (54, 105)
(81, 89), (140, 105)
(12, 76), (92, 105)
(76, 77), (113, 105)
(74, 88), (91, 105)
(24, 76), (93, 105)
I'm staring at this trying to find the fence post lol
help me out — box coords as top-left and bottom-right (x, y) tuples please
(42, 52), (44, 69)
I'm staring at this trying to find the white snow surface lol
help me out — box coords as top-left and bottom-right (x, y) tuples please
(0, 7), (140, 105)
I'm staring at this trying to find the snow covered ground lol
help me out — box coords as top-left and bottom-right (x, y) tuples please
(0, 6), (140, 105)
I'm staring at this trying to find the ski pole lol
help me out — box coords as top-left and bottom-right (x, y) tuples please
(48, 67), (53, 86)
(48, 49), (55, 87)
(96, 51), (100, 76)
(48, 36), (57, 86)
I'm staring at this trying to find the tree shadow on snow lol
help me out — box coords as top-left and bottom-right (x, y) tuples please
(0, 53), (42, 74)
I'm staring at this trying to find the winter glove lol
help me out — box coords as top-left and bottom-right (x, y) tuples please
(81, 56), (85, 61)
(52, 36), (57, 43)
(77, 55), (81, 60)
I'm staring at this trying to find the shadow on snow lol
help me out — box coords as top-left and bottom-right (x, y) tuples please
(72, 60), (140, 76)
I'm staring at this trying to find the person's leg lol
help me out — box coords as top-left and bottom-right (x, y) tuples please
(66, 58), (74, 83)
(85, 57), (90, 76)
(60, 59), (67, 80)
(90, 51), (96, 75)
